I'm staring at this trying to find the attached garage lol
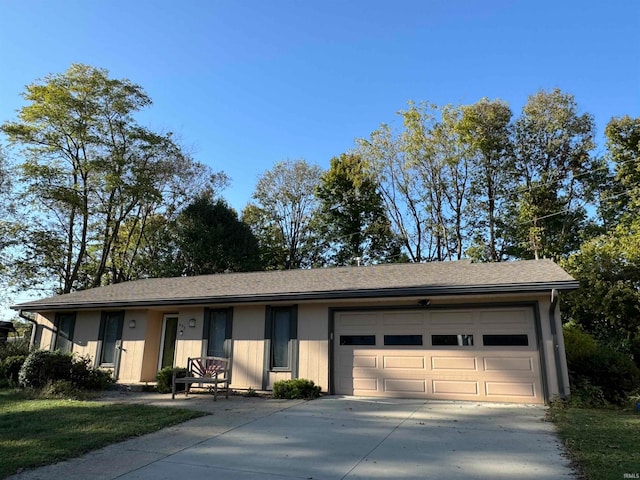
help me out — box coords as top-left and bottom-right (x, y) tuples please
(334, 305), (545, 403)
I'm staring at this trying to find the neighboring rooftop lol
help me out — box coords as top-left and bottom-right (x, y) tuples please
(12, 259), (578, 311)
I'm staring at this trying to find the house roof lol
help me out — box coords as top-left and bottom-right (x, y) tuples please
(12, 259), (578, 311)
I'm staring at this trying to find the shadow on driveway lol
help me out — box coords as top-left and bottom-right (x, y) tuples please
(9, 393), (576, 480)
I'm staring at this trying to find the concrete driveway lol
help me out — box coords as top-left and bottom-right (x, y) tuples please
(9, 394), (575, 480)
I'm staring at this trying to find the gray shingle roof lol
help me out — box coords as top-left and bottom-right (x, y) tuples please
(12, 259), (578, 311)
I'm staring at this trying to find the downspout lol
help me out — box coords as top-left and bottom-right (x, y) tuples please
(548, 289), (566, 397)
(18, 310), (38, 349)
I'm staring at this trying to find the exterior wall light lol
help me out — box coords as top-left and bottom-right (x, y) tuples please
(129, 319), (136, 328)
(188, 318), (197, 328)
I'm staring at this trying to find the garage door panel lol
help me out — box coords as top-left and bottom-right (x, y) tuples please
(431, 356), (477, 370)
(339, 313), (378, 327)
(354, 378), (378, 391)
(353, 355), (377, 368)
(383, 355), (425, 369)
(478, 310), (528, 327)
(384, 379), (426, 393)
(484, 356), (534, 372)
(382, 311), (424, 325)
(432, 380), (479, 395)
(485, 382), (536, 398)
(430, 311), (474, 326)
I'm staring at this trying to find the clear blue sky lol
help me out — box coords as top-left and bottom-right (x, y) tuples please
(1, 0), (638, 211)
(0, 0), (639, 317)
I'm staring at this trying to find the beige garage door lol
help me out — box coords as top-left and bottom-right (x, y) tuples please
(334, 308), (544, 404)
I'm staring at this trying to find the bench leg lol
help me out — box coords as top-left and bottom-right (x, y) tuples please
(214, 377), (218, 401)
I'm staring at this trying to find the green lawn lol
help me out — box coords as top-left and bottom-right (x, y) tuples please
(0, 390), (206, 478)
(550, 405), (640, 480)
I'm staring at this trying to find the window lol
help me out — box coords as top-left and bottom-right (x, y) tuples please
(340, 335), (376, 346)
(54, 313), (76, 353)
(99, 312), (124, 365)
(384, 335), (422, 346)
(265, 306), (297, 370)
(432, 334), (474, 346)
(204, 308), (233, 357)
(482, 334), (528, 346)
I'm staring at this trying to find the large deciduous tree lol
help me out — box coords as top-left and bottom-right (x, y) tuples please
(315, 153), (402, 265)
(243, 159), (323, 270)
(457, 98), (513, 262)
(358, 125), (419, 262)
(508, 89), (599, 260)
(1, 64), (216, 293)
(358, 102), (471, 262)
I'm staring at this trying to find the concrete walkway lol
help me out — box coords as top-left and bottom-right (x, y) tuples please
(8, 392), (575, 480)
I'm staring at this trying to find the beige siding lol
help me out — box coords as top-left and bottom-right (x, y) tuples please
(298, 340), (329, 391)
(537, 296), (570, 398)
(230, 340), (265, 389)
(174, 308), (206, 367)
(35, 312), (55, 350)
(116, 311), (147, 383)
(554, 301), (571, 397)
(226, 305), (266, 389)
(140, 311), (163, 382)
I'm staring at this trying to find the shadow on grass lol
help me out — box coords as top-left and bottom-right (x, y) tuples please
(0, 389), (205, 478)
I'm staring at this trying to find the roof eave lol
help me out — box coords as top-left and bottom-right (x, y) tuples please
(11, 280), (580, 312)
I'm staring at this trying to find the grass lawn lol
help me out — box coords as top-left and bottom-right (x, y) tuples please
(0, 389), (206, 478)
(550, 404), (640, 480)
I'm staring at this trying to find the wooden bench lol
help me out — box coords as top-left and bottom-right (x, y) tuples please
(171, 356), (230, 401)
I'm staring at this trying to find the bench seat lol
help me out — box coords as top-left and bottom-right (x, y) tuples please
(171, 356), (230, 401)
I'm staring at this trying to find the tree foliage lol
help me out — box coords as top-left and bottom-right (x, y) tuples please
(358, 102), (461, 262)
(508, 89), (599, 260)
(561, 115), (640, 366)
(243, 159), (322, 269)
(315, 153), (402, 265)
(172, 195), (262, 276)
(457, 99), (513, 261)
(1, 64), (218, 293)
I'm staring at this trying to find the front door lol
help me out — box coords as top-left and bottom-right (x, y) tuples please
(160, 315), (179, 369)
(98, 311), (124, 380)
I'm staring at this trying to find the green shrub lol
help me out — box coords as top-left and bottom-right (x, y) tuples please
(563, 323), (640, 405)
(156, 366), (188, 393)
(69, 355), (114, 390)
(18, 350), (114, 391)
(567, 378), (607, 408)
(1, 355), (27, 387)
(272, 379), (321, 399)
(563, 322), (598, 364)
(244, 387), (259, 397)
(0, 337), (31, 363)
(40, 380), (79, 398)
(19, 350), (74, 389)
